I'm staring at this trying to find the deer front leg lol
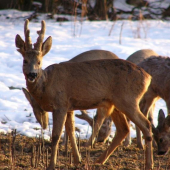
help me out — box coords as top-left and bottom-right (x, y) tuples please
(136, 104), (156, 149)
(47, 109), (67, 170)
(85, 108), (106, 147)
(96, 109), (129, 164)
(76, 110), (112, 143)
(125, 107), (153, 170)
(65, 111), (81, 164)
(137, 90), (156, 149)
(123, 117), (131, 146)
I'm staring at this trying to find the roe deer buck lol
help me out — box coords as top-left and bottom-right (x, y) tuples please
(15, 20), (153, 170)
(22, 49), (158, 146)
(124, 49), (159, 147)
(22, 49), (118, 142)
(152, 109), (170, 155)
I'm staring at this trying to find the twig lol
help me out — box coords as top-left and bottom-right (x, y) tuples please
(119, 22), (124, 44)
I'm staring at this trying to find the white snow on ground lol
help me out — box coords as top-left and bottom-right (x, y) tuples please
(0, 9), (169, 141)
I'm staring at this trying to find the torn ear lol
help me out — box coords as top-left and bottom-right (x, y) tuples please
(42, 36), (52, 56)
(15, 34), (25, 55)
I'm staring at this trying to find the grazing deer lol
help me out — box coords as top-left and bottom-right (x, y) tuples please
(15, 20), (153, 170)
(22, 49), (118, 142)
(152, 109), (170, 155)
(129, 55), (170, 151)
(76, 110), (112, 142)
(124, 49), (159, 147)
(22, 87), (49, 129)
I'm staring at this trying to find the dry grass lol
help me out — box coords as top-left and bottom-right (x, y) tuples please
(0, 131), (170, 170)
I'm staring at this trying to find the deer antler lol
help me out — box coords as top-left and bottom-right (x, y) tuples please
(24, 19), (32, 50)
(34, 20), (46, 51)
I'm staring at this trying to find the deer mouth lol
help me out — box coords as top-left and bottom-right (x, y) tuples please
(27, 73), (37, 83)
(27, 77), (35, 83)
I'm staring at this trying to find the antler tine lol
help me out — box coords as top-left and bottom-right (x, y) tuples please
(34, 20), (46, 51)
(24, 19), (32, 50)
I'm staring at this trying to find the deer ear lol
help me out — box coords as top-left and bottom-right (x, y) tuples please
(42, 36), (52, 56)
(157, 109), (165, 128)
(15, 34), (25, 55)
(152, 124), (158, 135)
(22, 88), (34, 107)
(165, 115), (170, 127)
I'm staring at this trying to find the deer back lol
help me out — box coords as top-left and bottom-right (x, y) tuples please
(69, 50), (118, 62)
(138, 56), (170, 103)
(127, 49), (158, 64)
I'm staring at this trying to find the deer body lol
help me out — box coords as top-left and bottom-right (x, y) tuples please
(26, 59), (146, 113)
(16, 20), (153, 170)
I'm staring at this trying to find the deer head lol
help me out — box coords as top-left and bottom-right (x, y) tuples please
(15, 20), (52, 83)
(152, 109), (170, 155)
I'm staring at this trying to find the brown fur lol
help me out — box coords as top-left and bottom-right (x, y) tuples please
(22, 88), (48, 129)
(76, 110), (112, 143)
(152, 109), (170, 155)
(135, 56), (170, 151)
(15, 20), (153, 170)
(22, 49), (118, 141)
(125, 49), (159, 147)
(127, 49), (158, 65)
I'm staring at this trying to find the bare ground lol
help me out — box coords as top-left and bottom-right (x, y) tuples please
(0, 133), (170, 170)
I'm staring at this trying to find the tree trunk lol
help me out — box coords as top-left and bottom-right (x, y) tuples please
(94, 0), (108, 20)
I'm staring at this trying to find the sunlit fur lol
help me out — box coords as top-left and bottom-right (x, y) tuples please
(15, 20), (153, 170)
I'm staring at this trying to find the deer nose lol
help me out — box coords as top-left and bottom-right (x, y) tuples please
(28, 72), (37, 79)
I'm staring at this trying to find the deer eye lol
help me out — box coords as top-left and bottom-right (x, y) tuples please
(160, 138), (163, 143)
(38, 61), (41, 65)
(23, 60), (28, 64)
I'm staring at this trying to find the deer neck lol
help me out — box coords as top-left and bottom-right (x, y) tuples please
(26, 69), (47, 97)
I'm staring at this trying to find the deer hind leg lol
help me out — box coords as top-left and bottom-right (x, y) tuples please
(86, 106), (114, 147)
(136, 101), (152, 149)
(136, 104), (156, 149)
(95, 108), (129, 164)
(136, 90), (157, 149)
(123, 106), (153, 170)
(65, 111), (81, 164)
(47, 109), (67, 170)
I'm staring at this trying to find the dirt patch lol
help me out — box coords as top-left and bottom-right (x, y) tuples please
(0, 133), (169, 170)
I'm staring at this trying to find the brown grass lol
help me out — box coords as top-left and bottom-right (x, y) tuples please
(0, 131), (170, 170)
